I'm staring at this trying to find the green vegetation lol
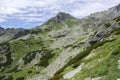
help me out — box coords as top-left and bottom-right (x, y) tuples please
(12, 66), (38, 80)
(16, 77), (25, 80)
(70, 34), (120, 80)
(10, 38), (44, 64)
(36, 49), (54, 67)
(68, 39), (113, 68)
(73, 54), (120, 80)
(0, 75), (5, 80)
(0, 42), (13, 68)
(0, 37), (55, 79)
(105, 23), (111, 28)
(71, 49), (120, 80)
(66, 19), (77, 28)
(4, 75), (13, 80)
(112, 27), (120, 35)
(49, 74), (64, 80)
(114, 16), (120, 22)
(29, 28), (44, 34)
(23, 50), (41, 65)
(12, 48), (55, 79)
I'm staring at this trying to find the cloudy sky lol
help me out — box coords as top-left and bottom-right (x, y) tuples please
(0, 0), (120, 28)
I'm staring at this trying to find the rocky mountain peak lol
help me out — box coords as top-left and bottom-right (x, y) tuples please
(56, 12), (72, 18)
(46, 12), (75, 24)
(55, 12), (75, 22)
(56, 12), (68, 16)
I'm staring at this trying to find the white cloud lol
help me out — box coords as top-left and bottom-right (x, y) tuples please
(0, 18), (6, 23)
(70, 0), (120, 17)
(71, 2), (104, 17)
(0, 0), (120, 24)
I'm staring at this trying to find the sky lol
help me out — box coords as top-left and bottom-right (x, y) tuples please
(0, 0), (120, 29)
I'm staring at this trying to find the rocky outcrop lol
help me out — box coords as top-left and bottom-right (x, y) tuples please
(84, 20), (120, 48)
(12, 29), (29, 39)
(0, 27), (29, 43)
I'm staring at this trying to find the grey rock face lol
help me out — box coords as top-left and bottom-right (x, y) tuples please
(0, 27), (5, 36)
(84, 20), (120, 48)
(54, 12), (67, 23)
(0, 27), (29, 43)
(87, 29), (108, 46)
(12, 29), (29, 39)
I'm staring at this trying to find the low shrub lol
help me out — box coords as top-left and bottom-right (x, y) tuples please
(105, 23), (111, 28)
(16, 77), (25, 80)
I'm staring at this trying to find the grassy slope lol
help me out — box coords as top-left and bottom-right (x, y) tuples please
(72, 34), (120, 80)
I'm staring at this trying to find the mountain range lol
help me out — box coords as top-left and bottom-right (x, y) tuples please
(0, 3), (120, 80)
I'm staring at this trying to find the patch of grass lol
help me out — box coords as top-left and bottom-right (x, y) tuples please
(12, 66), (38, 80)
(23, 50), (41, 65)
(75, 53), (120, 80)
(66, 20), (76, 28)
(10, 38), (44, 64)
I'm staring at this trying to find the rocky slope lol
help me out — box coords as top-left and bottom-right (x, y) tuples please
(0, 3), (120, 80)
(0, 27), (29, 43)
